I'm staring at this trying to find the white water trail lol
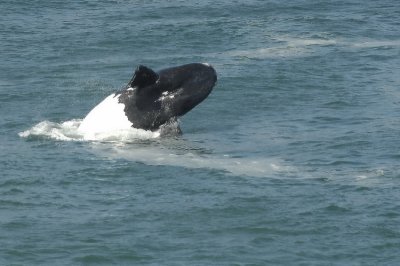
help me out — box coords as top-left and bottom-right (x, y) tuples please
(18, 119), (296, 178)
(91, 142), (297, 178)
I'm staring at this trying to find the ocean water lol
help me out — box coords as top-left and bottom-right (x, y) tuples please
(1, 0), (400, 265)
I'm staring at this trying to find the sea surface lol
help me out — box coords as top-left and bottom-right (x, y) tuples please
(1, 0), (400, 265)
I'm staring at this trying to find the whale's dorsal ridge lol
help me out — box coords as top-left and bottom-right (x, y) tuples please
(127, 65), (158, 89)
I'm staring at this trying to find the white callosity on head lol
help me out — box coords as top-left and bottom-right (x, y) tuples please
(158, 90), (175, 102)
(78, 94), (133, 139)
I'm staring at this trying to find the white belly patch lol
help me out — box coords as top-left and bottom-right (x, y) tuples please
(78, 94), (133, 138)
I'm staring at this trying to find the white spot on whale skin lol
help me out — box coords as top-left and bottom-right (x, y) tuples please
(78, 93), (133, 140)
(158, 91), (175, 102)
(202, 62), (211, 67)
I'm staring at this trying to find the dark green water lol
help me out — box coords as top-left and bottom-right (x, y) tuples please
(1, 0), (400, 265)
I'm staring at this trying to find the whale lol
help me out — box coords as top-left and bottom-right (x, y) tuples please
(78, 63), (217, 137)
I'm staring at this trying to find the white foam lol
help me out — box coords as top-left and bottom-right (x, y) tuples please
(283, 38), (337, 47)
(351, 40), (400, 48)
(227, 37), (337, 59)
(18, 120), (83, 141)
(18, 119), (160, 142)
(228, 46), (306, 59)
(97, 144), (297, 178)
(227, 36), (400, 60)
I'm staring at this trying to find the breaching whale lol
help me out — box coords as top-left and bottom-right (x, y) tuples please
(78, 63), (217, 137)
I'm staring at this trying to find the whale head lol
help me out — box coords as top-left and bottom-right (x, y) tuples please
(117, 63), (217, 131)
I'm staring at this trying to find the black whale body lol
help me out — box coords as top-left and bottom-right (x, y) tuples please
(117, 63), (217, 131)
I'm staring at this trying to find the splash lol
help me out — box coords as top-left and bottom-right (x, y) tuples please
(18, 119), (160, 142)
